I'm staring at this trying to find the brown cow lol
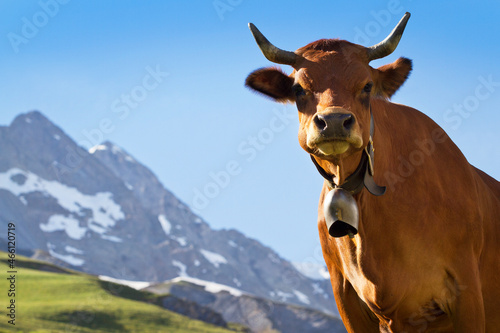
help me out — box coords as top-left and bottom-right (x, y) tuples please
(245, 13), (500, 332)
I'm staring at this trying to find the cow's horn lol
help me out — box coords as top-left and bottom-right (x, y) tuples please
(366, 12), (411, 61)
(248, 23), (299, 66)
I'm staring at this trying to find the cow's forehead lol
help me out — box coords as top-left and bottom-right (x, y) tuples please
(292, 44), (372, 91)
(296, 39), (367, 61)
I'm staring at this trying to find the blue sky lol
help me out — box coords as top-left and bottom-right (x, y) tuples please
(1, 0), (499, 263)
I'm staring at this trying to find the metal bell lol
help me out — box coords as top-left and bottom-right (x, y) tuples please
(323, 188), (359, 238)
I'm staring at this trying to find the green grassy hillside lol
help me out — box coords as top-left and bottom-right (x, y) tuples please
(0, 254), (236, 333)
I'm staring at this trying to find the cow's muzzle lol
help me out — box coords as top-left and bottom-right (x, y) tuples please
(323, 188), (359, 238)
(308, 110), (362, 156)
(313, 112), (355, 138)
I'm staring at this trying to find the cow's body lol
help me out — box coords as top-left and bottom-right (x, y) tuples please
(318, 99), (500, 332)
(245, 13), (500, 332)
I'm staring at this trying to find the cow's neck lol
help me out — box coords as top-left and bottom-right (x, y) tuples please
(311, 110), (386, 197)
(311, 153), (362, 189)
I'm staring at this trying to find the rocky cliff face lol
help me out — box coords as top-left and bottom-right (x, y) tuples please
(145, 278), (346, 333)
(0, 111), (339, 319)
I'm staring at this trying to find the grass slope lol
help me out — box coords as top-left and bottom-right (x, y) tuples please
(0, 253), (235, 333)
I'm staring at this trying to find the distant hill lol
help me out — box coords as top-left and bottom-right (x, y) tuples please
(144, 277), (347, 333)
(0, 253), (239, 333)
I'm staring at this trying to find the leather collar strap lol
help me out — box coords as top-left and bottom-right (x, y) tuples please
(310, 110), (386, 196)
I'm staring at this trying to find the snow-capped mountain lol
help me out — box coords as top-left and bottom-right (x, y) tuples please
(0, 111), (338, 317)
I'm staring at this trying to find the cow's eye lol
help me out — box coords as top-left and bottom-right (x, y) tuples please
(363, 82), (373, 94)
(292, 84), (306, 97)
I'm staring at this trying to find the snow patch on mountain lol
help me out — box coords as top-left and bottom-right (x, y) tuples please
(158, 214), (171, 235)
(200, 249), (228, 268)
(47, 243), (84, 266)
(101, 235), (123, 242)
(172, 260), (189, 277)
(276, 290), (294, 302)
(99, 275), (151, 290)
(88, 144), (107, 154)
(293, 290), (311, 305)
(65, 245), (84, 255)
(169, 276), (245, 297)
(172, 236), (187, 246)
(18, 195), (27, 205)
(40, 214), (87, 240)
(0, 168), (125, 237)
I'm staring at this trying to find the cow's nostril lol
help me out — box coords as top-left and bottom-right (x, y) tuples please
(314, 114), (327, 131)
(343, 114), (355, 131)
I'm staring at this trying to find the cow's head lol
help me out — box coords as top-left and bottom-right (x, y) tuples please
(246, 13), (412, 184)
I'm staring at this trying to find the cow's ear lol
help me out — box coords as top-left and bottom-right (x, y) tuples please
(245, 67), (294, 103)
(373, 57), (412, 99)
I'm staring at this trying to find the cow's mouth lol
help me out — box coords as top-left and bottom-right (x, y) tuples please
(312, 135), (363, 156)
(316, 139), (351, 155)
